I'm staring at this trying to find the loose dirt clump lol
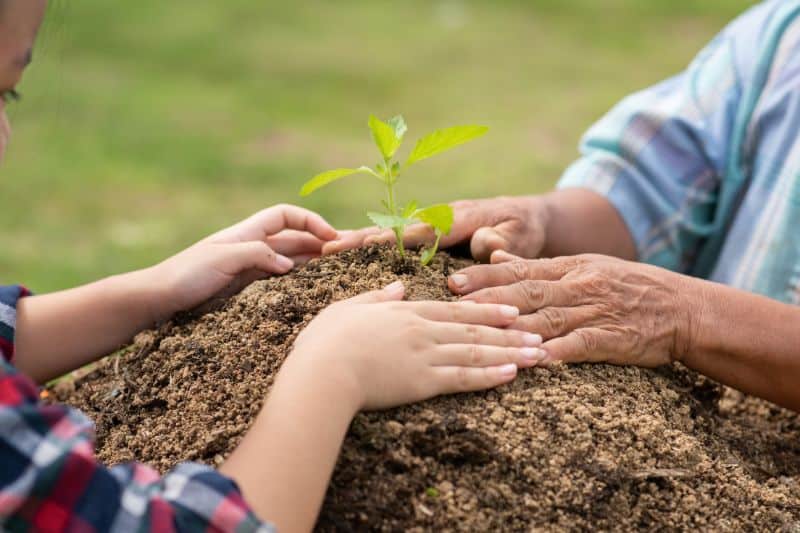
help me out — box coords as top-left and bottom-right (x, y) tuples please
(51, 245), (800, 531)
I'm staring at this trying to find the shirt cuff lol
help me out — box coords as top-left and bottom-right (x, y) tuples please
(0, 285), (32, 362)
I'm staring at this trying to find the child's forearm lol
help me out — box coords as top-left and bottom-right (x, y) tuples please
(220, 355), (360, 533)
(14, 269), (163, 383)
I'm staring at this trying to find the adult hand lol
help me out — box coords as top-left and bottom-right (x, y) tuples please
(289, 281), (546, 411)
(449, 252), (694, 368)
(322, 196), (550, 262)
(148, 204), (338, 319)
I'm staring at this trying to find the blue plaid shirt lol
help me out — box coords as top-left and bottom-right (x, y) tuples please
(559, 0), (800, 304)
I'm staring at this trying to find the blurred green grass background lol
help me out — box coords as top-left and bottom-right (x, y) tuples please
(2, 0), (752, 292)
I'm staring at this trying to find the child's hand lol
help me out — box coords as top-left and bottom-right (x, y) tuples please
(286, 281), (545, 411)
(148, 204), (337, 320)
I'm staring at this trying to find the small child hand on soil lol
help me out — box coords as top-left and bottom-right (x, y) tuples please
(14, 204), (338, 384)
(219, 281), (545, 532)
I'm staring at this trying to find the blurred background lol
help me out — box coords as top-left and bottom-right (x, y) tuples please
(2, 0), (752, 292)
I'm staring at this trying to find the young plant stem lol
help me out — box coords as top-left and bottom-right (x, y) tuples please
(384, 158), (406, 257)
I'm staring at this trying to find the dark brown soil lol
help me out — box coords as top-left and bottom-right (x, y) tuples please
(51, 245), (800, 531)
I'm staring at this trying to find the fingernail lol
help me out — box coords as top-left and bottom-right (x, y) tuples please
(499, 363), (517, 377)
(538, 349), (551, 365)
(276, 255), (294, 271)
(500, 305), (519, 319)
(521, 347), (547, 362)
(491, 250), (509, 262)
(523, 333), (543, 346)
(384, 280), (404, 295)
(450, 274), (468, 290)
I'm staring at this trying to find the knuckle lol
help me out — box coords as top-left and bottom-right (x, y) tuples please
(576, 329), (600, 353)
(520, 280), (543, 305)
(508, 260), (530, 282)
(469, 344), (483, 366)
(583, 273), (609, 296)
(465, 324), (480, 345)
(504, 328), (522, 346)
(538, 307), (567, 335)
(455, 367), (471, 391)
(448, 302), (464, 323)
(400, 316), (424, 341)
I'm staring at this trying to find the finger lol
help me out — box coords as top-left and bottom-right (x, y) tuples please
(432, 323), (542, 348)
(204, 267), (267, 304)
(261, 204), (338, 241)
(433, 344), (548, 369)
(432, 364), (518, 395)
(448, 258), (575, 295)
(267, 230), (326, 258)
(540, 327), (615, 365)
(322, 227), (382, 255)
(363, 229), (395, 246)
(491, 249), (523, 264)
(342, 281), (405, 304)
(211, 205), (337, 244)
(219, 241), (294, 275)
(288, 254), (318, 265)
(401, 301), (520, 326)
(463, 280), (580, 314)
(509, 306), (597, 340)
(470, 221), (521, 262)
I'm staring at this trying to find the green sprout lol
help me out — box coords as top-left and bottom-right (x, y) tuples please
(300, 115), (488, 265)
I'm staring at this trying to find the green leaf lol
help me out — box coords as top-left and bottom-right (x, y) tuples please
(406, 125), (489, 166)
(367, 212), (414, 229)
(299, 166), (377, 196)
(388, 115), (408, 140)
(414, 204), (454, 234)
(402, 200), (418, 218)
(368, 115), (401, 159)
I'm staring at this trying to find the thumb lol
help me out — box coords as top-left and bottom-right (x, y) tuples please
(219, 241), (295, 275)
(343, 280), (405, 305)
(490, 249), (523, 264)
(470, 222), (516, 262)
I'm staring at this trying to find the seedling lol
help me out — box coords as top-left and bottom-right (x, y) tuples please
(300, 115), (488, 265)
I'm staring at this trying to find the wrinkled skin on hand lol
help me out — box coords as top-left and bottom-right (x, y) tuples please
(450, 253), (694, 368)
(323, 196), (549, 262)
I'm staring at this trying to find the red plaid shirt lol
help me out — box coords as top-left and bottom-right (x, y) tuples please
(0, 285), (274, 532)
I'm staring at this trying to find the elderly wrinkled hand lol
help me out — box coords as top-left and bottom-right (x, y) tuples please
(448, 253), (695, 368)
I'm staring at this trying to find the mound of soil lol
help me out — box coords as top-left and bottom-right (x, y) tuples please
(51, 246), (800, 531)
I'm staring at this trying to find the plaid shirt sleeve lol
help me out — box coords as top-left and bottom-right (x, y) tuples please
(0, 285), (275, 532)
(557, 1), (785, 273)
